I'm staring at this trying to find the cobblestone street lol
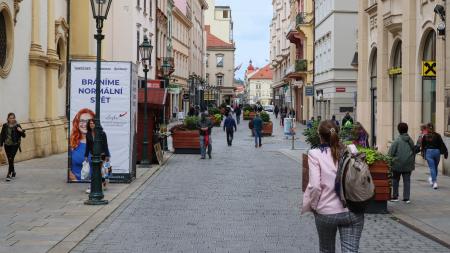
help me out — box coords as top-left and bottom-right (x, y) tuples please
(73, 115), (450, 253)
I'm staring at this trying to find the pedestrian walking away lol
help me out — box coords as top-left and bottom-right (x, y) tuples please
(0, 113), (26, 182)
(84, 119), (111, 193)
(280, 107), (287, 126)
(342, 112), (354, 127)
(235, 105), (242, 125)
(274, 105), (279, 119)
(388, 123), (415, 203)
(302, 120), (364, 253)
(253, 113), (263, 148)
(421, 123), (448, 189)
(223, 114), (237, 146)
(331, 115), (340, 128)
(198, 113), (213, 159)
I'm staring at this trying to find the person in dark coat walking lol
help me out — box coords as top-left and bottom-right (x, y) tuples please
(223, 114), (237, 146)
(388, 123), (415, 203)
(0, 113), (26, 181)
(421, 123), (448, 189)
(234, 105), (242, 125)
(253, 113), (263, 148)
(84, 119), (111, 192)
(197, 113), (213, 159)
(274, 105), (279, 119)
(342, 112), (354, 127)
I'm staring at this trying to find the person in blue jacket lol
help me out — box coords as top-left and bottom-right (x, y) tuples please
(223, 114), (237, 146)
(253, 113), (263, 148)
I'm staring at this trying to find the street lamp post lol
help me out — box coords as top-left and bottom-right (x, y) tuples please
(86, 0), (113, 206)
(139, 35), (153, 165)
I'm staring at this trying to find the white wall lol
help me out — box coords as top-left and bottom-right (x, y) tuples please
(0, 0), (32, 121)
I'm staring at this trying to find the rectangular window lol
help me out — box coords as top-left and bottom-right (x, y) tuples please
(137, 30), (140, 62)
(216, 55), (224, 67)
(149, 0), (152, 17)
(223, 10), (228, 19)
(217, 75), (224, 86)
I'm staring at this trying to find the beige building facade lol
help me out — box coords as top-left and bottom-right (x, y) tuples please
(247, 64), (274, 106)
(0, 0), (69, 162)
(172, 4), (192, 116)
(205, 0), (233, 44)
(357, 0), (445, 156)
(206, 25), (235, 105)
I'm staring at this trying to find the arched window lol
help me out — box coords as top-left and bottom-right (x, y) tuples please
(370, 49), (377, 146)
(0, 4), (14, 78)
(422, 30), (436, 125)
(392, 41), (402, 138)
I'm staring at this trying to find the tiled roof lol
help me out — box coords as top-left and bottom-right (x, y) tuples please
(206, 25), (234, 49)
(248, 64), (273, 80)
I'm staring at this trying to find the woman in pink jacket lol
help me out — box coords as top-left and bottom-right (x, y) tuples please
(302, 120), (364, 253)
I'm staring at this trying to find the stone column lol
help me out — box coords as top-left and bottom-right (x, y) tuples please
(356, 0), (370, 137)
(377, 12), (391, 152)
(401, 0), (418, 136)
(28, 0), (52, 157)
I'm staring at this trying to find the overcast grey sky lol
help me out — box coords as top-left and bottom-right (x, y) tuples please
(215, 0), (272, 80)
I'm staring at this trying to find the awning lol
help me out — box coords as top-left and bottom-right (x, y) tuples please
(138, 88), (167, 106)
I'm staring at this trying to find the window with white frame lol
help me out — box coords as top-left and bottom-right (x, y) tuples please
(216, 74), (224, 86)
(216, 54), (224, 67)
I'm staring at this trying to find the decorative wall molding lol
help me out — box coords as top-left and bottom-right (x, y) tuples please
(13, 0), (22, 25)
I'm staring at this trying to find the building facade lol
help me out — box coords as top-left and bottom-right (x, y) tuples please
(247, 64), (274, 106)
(205, 0), (233, 43)
(172, 3), (192, 116)
(0, 0), (69, 162)
(285, 0), (314, 122)
(314, 0), (358, 122)
(270, 0), (292, 111)
(187, 0), (208, 106)
(357, 0), (448, 161)
(206, 25), (235, 105)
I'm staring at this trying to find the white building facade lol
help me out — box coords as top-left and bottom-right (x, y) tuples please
(314, 0), (358, 121)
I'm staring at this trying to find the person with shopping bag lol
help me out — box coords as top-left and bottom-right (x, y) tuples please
(84, 119), (111, 193)
(0, 113), (26, 181)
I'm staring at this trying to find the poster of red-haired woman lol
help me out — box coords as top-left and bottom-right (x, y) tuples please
(69, 61), (137, 183)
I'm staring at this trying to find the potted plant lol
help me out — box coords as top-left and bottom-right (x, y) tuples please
(208, 108), (221, 126)
(170, 116), (201, 154)
(358, 147), (392, 214)
(260, 111), (273, 136)
(243, 110), (250, 120)
(213, 114), (223, 126)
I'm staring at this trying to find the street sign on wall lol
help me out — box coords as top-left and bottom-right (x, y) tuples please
(336, 87), (346, 93)
(305, 86), (314, 96)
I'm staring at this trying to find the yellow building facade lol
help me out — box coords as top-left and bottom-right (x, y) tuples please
(0, 0), (69, 163)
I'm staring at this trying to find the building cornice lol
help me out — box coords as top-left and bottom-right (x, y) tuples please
(315, 10), (358, 28)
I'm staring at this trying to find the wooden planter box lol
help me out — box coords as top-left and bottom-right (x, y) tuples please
(249, 112), (256, 120)
(243, 114), (251, 120)
(172, 130), (200, 154)
(262, 122), (273, 136)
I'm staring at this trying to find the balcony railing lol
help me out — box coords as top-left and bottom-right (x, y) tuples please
(295, 59), (307, 72)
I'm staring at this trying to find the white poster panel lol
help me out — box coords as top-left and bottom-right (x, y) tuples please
(69, 61), (132, 182)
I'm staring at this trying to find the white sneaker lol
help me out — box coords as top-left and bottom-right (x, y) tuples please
(433, 182), (438, 190)
(428, 177), (433, 185)
(85, 188), (91, 194)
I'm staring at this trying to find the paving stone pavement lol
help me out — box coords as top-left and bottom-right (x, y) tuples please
(73, 114), (450, 253)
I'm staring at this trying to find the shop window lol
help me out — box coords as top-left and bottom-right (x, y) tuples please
(391, 41), (402, 139)
(422, 31), (436, 126)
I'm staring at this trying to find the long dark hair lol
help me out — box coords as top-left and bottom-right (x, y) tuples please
(7, 112), (15, 123)
(318, 120), (341, 163)
(87, 119), (96, 134)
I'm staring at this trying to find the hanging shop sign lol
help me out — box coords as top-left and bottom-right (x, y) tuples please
(388, 67), (402, 76)
(422, 61), (436, 77)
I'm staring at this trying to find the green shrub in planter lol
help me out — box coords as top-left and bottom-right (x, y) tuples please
(214, 114), (223, 122)
(243, 110), (250, 116)
(208, 107), (220, 115)
(260, 111), (270, 123)
(243, 105), (253, 112)
(184, 116), (200, 130)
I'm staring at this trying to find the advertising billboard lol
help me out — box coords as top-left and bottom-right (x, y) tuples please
(68, 61), (137, 183)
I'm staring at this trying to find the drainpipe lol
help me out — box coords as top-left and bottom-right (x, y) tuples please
(66, 0), (71, 183)
(312, 0), (316, 119)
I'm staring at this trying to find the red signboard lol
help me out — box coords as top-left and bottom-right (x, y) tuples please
(336, 87), (346, 93)
(147, 80), (162, 88)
